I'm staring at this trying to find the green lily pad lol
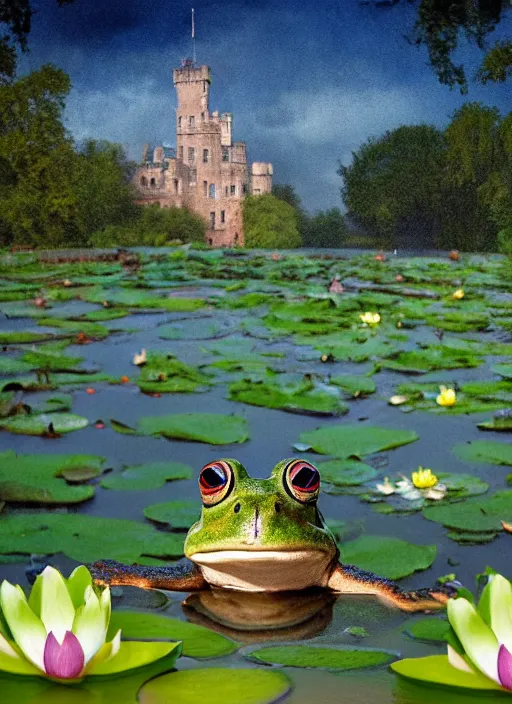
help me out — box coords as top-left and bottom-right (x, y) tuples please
(37, 317), (110, 338)
(0, 331), (58, 344)
(143, 500), (200, 529)
(340, 536), (436, 580)
(330, 375), (377, 397)
(0, 412), (89, 435)
(453, 441), (512, 465)
(139, 669), (291, 704)
(391, 654), (503, 691)
(492, 364), (512, 380)
(101, 462), (193, 491)
(379, 346), (481, 373)
(107, 611), (237, 658)
(402, 617), (451, 642)
(446, 530), (498, 544)
(423, 490), (512, 533)
(158, 319), (234, 340)
(0, 513), (185, 562)
(478, 411), (512, 431)
(0, 357), (34, 375)
(136, 413), (249, 444)
(137, 353), (211, 394)
(0, 451), (104, 503)
(246, 644), (394, 670)
(298, 425), (419, 458)
(228, 376), (348, 416)
(318, 459), (377, 486)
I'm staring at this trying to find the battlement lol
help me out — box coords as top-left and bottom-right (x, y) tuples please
(173, 63), (210, 86)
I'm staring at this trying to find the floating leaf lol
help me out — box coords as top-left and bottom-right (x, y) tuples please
(318, 459), (377, 486)
(143, 500), (200, 529)
(0, 513), (185, 562)
(298, 425), (418, 458)
(330, 375), (376, 397)
(158, 318), (234, 340)
(108, 611), (236, 658)
(492, 364), (512, 380)
(246, 644), (394, 670)
(139, 668), (291, 704)
(340, 536), (436, 579)
(453, 441), (512, 465)
(136, 413), (249, 444)
(101, 462), (193, 491)
(391, 654), (503, 691)
(402, 617), (451, 642)
(0, 412), (89, 435)
(423, 490), (512, 533)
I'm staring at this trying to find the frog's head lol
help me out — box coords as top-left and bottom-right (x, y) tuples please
(184, 459), (338, 592)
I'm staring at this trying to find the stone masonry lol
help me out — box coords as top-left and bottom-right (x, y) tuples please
(133, 60), (273, 247)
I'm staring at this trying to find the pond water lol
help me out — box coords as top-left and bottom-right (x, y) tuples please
(0, 247), (511, 703)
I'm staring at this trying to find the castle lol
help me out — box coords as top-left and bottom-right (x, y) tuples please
(133, 60), (273, 247)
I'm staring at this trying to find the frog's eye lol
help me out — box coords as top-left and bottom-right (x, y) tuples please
(199, 460), (233, 506)
(284, 460), (320, 503)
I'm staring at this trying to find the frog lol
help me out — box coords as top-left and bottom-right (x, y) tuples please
(92, 458), (448, 612)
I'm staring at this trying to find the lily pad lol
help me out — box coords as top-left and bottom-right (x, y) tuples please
(158, 318), (234, 340)
(402, 617), (451, 642)
(492, 364), (512, 380)
(478, 410), (512, 431)
(330, 375), (377, 397)
(0, 451), (104, 503)
(0, 513), (185, 562)
(423, 490), (512, 533)
(101, 462), (193, 491)
(107, 611), (236, 658)
(136, 413), (249, 444)
(318, 459), (377, 486)
(137, 353), (211, 394)
(0, 412), (89, 435)
(391, 654), (503, 691)
(139, 669), (291, 704)
(453, 441), (512, 465)
(143, 500), (200, 529)
(298, 425), (419, 458)
(340, 536), (436, 579)
(246, 644), (394, 670)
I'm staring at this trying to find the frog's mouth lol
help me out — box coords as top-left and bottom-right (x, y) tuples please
(190, 549), (335, 592)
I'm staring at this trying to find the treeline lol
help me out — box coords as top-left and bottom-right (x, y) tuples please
(0, 65), (205, 249)
(340, 104), (512, 252)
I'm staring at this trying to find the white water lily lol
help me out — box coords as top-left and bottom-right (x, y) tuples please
(392, 573), (512, 693)
(133, 348), (147, 366)
(0, 566), (180, 681)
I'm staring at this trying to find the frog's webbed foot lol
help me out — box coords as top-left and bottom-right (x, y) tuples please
(91, 558), (206, 592)
(328, 563), (450, 612)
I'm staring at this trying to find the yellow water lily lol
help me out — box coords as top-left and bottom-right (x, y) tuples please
(359, 312), (381, 325)
(0, 566), (180, 681)
(436, 385), (456, 407)
(412, 467), (438, 489)
(452, 288), (465, 299)
(392, 573), (512, 693)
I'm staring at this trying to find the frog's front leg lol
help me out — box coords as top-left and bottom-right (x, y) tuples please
(328, 563), (449, 612)
(91, 558), (207, 591)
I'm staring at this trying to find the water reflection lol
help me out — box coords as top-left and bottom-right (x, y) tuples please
(182, 588), (337, 643)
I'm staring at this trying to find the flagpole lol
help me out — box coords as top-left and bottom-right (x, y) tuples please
(192, 8), (196, 64)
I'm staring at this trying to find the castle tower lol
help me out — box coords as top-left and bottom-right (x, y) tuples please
(133, 59), (273, 247)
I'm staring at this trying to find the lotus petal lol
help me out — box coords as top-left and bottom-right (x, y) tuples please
(0, 648), (40, 676)
(86, 640), (181, 676)
(498, 644), (512, 690)
(72, 586), (106, 664)
(86, 629), (121, 672)
(66, 565), (93, 609)
(488, 575), (512, 653)
(0, 581), (46, 670)
(447, 644), (474, 673)
(391, 654), (503, 691)
(0, 631), (19, 659)
(44, 630), (84, 679)
(38, 566), (76, 642)
(447, 598), (499, 683)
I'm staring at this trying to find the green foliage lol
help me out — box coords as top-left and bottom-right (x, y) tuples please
(303, 208), (348, 248)
(243, 194), (301, 248)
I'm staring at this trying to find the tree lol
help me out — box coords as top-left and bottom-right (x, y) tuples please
(73, 139), (138, 239)
(443, 103), (504, 250)
(303, 208), (348, 248)
(243, 194), (301, 248)
(363, 0), (511, 92)
(339, 124), (446, 248)
(0, 64), (81, 247)
(272, 183), (309, 242)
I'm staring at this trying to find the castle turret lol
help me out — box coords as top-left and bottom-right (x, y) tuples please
(251, 162), (273, 195)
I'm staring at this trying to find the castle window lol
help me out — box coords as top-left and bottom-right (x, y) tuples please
(209, 212), (215, 229)
(150, 177), (156, 187)
(188, 147), (195, 164)
(179, 146), (183, 160)
(178, 116), (182, 129)
(189, 168), (197, 183)
(234, 233), (239, 243)
(208, 238), (213, 246)
(225, 186), (229, 196)
(242, 184), (247, 193)
(188, 115), (195, 128)
(230, 184), (236, 195)
(173, 178), (178, 194)
(140, 176), (147, 187)
(253, 189), (261, 194)
(209, 184), (216, 199)
(220, 210), (225, 224)
(201, 112), (205, 121)
(203, 180), (208, 197)
(203, 149), (209, 163)
(222, 148), (229, 162)
(203, 81), (207, 93)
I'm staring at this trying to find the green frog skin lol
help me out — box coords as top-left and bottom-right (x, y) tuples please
(92, 459), (448, 612)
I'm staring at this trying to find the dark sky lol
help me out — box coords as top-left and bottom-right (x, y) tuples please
(19, 0), (511, 212)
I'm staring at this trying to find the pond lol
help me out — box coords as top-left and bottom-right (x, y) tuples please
(0, 247), (511, 703)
